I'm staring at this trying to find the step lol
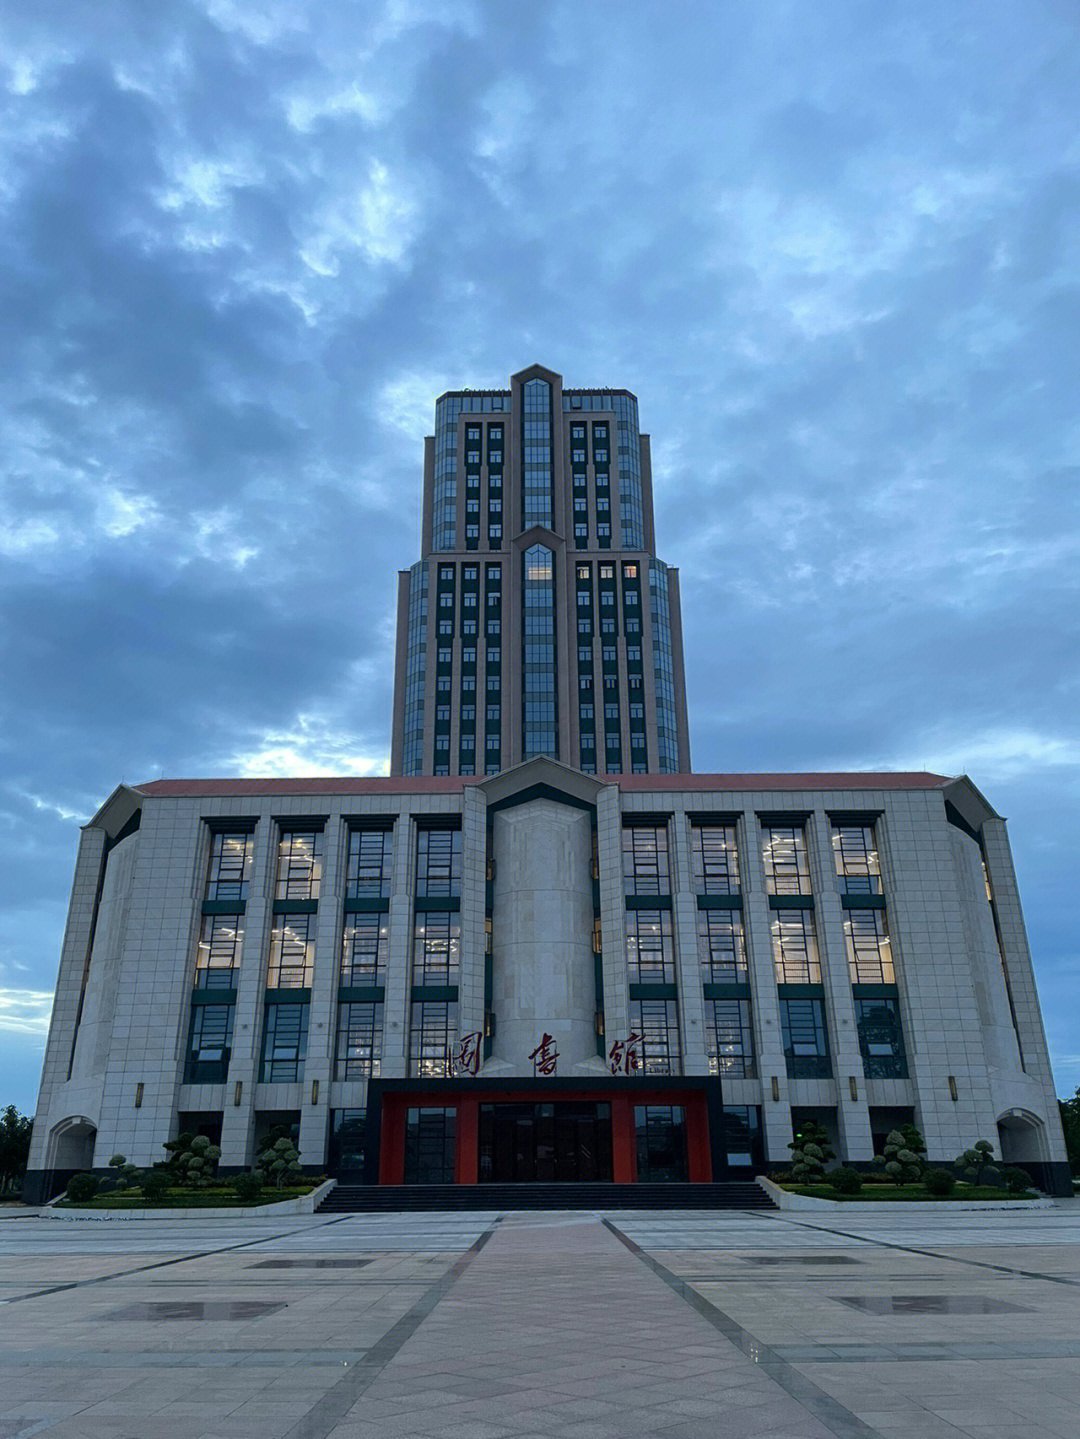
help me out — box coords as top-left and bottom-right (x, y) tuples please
(317, 1182), (775, 1213)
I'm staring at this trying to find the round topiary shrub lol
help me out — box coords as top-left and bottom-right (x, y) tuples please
(65, 1173), (99, 1202)
(1001, 1166), (1032, 1196)
(233, 1171), (265, 1204)
(955, 1139), (1000, 1188)
(925, 1168), (955, 1197)
(139, 1168), (171, 1202)
(828, 1166), (863, 1195)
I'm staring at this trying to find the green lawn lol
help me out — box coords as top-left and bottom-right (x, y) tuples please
(777, 1182), (1036, 1202)
(57, 1185), (318, 1209)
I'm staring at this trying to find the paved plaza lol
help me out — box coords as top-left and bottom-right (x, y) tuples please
(2, 1204), (1080, 1439)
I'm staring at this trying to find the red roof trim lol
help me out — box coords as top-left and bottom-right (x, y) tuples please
(135, 772), (950, 799)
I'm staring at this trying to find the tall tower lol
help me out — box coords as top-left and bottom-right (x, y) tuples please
(390, 364), (691, 777)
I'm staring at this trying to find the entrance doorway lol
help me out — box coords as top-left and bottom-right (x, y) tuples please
(479, 1101), (613, 1182)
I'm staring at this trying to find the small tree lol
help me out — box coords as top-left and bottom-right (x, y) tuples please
(787, 1122), (834, 1184)
(1059, 1088), (1080, 1176)
(0, 1107), (33, 1195)
(233, 1171), (265, 1204)
(108, 1154), (139, 1189)
(1001, 1165), (1032, 1196)
(139, 1168), (171, 1202)
(873, 1129), (926, 1186)
(955, 1138), (1000, 1188)
(167, 1133), (221, 1189)
(65, 1173), (99, 1202)
(255, 1135), (302, 1190)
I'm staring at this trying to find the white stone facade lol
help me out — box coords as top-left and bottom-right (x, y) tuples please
(25, 761), (1070, 1198)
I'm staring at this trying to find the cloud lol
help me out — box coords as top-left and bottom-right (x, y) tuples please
(0, 989), (54, 1036)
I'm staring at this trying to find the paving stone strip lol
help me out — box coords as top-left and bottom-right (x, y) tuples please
(322, 1213), (882, 1439)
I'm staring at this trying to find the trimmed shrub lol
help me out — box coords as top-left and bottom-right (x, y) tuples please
(828, 1166), (864, 1195)
(955, 1139), (1000, 1188)
(108, 1154), (139, 1188)
(255, 1135), (303, 1189)
(873, 1129), (927, 1186)
(233, 1171), (265, 1204)
(65, 1173), (99, 1202)
(168, 1133), (222, 1189)
(139, 1168), (171, 1201)
(924, 1168), (955, 1197)
(1001, 1166), (1032, 1196)
(787, 1123), (834, 1185)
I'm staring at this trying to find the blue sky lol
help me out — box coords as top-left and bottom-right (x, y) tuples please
(2, 1), (1078, 1114)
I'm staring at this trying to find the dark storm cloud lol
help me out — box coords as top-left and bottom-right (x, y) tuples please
(2, 0), (1079, 1107)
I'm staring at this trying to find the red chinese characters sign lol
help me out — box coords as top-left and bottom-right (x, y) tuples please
(607, 1032), (643, 1076)
(529, 1033), (560, 1076)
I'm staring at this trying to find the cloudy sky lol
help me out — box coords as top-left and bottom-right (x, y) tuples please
(2, 1), (1078, 1114)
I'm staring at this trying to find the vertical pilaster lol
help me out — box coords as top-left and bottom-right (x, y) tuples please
(671, 813), (707, 1073)
(382, 811), (413, 1077)
(743, 811), (791, 1162)
(809, 811), (873, 1161)
(299, 817), (344, 1168)
(219, 818), (272, 1169)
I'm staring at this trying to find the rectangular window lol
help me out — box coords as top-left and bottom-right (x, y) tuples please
(335, 1001), (383, 1079)
(267, 913), (314, 989)
(345, 827), (393, 897)
(626, 909), (675, 984)
(275, 829), (323, 901)
(413, 911), (460, 984)
(691, 823), (740, 894)
(772, 909), (821, 984)
(697, 908), (748, 984)
(622, 824), (670, 896)
(185, 1003), (234, 1083)
(340, 914), (388, 986)
(260, 1002), (309, 1082)
(628, 998), (681, 1075)
(855, 997), (908, 1078)
(845, 908), (894, 984)
(832, 823), (883, 894)
(206, 830), (252, 901)
(763, 825), (812, 895)
(416, 826), (462, 898)
(706, 999), (755, 1078)
(780, 998), (830, 1078)
(408, 1001), (458, 1078)
(194, 914), (243, 989)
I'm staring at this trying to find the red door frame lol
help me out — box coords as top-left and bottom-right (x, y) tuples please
(379, 1086), (712, 1185)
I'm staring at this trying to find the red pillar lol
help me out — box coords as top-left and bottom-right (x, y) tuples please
(611, 1095), (637, 1182)
(379, 1097), (406, 1185)
(685, 1094), (712, 1183)
(456, 1098), (478, 1184)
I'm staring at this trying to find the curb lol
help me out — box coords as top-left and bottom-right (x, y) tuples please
(756, 1176), (1055, 1213)
(36, 1178), (338, 1220)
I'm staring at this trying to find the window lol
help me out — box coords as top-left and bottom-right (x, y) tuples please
(832, 823), (883, 894)
(697, 909), (748, 984)
(206, 830), (252, 901)
(600, 565), (614, 578)
(435, 734), (450, 750)
(466, 450), (480, 463)
(706, 999), (755, 1078)
(572, 425), (585, 438)
(340, 914), (388, 986)
(194, 915), (243, 989)
(416, 827), (462, 898)
(628, 998), (681, 1075)
(488, 618), (501, 634)
(335, 1002), (383, 1079)
(581, 734), (595, 748)
(763, 825), (812, 895)
(462, 646), (476, 663)
(605, 703), (619, 719)
(413, 911), (460, 984)
(465, 428), (479, 442)
(486, 736), (499, 750)
(488, 525), (502, 540)
(692, 824), (740, 894)
(408, 1001), (458, 1078)
(624, 590), (638, 605)
(463, 592), (477, 608)
(623, 825), (671, 896)
(578, 619), (592, 634)
(345, 828), (393, 898)
(463, 618), (477, 635)
(577, 564), (590, 578)
(267, 913), (314, 989)
(602, 645), (616, 662)
(466, 499), (479, 514)
(440, 565), (455, 580)
(601, 617), (615, 634)
(626, 909), (675, 984)
(437, 646), (452, 664)
(845, 908), (894, 984)
(574, 497), (587, 512)
(572, 448), (586, 462)
(438, 619), (452, 636)
(439, 593), (453, 608)
(487, 646), (500, 663)
(260, 1002), (309, 1082)
(462, 676), (475, 691)
(580, 704), (594, 719)
(623, 563), (637, 578)
(772, 910), (821, 984)
(579, 646), (591, 663)
(436, 704), (450, 721)
(600, 590), (614, 606)
(270, 828), (320, 892)
(780, 998), (830, 1078)
(487, 565), (501, 581)
(185, 1004), (234, 1083)
(578, 591), (591, 607)
(855, 998), (908, 1078)
(463, 566), (477, 580)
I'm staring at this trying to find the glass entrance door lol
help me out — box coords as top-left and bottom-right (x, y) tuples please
(479, 1102), (613, 1182)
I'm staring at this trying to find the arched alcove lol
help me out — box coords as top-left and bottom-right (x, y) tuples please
(48, 1117), (97, 1172)
(996, 1109), (1048, 1165)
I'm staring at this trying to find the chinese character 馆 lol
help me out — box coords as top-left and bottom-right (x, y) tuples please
(608, 1032), (643, 1076)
